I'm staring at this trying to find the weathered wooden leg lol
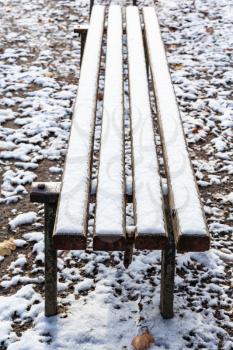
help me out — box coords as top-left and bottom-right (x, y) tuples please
(123, 230), (135, 268)
(80, 30), (87, 64)
(90, 0), (94, 16)
(44, 202), (57, 316)
(123, 244), (133, 268)
(160, 207), (176, 319)
(30, 183), (60, 316)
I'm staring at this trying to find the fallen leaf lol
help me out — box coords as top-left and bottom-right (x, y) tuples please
(44, 71), (53, 78)
(192, 126), (203, 134)
(0, 238), (16, 256)
(166, 43), (181, 51)
(171, 63), (184, 70)
(168, 26), (177, 32)
(58, 24), (66, 31)
(97, 92), (103, 101)
(205, 26), (214, 34)
(132, 329), (155, 350)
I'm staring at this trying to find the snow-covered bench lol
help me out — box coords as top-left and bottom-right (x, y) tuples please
(30, 5), (210, 319)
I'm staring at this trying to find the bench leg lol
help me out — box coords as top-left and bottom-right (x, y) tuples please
(90, 0), (94, 16)
(80, 31), (87, 64)
(44, 202), (57, 317)
(160, 209), (176, 318)
(124, 242), (133, 269)
(123, 231), (135, 268)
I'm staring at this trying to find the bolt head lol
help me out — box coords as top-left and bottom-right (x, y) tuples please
(37, 183), (45, 190)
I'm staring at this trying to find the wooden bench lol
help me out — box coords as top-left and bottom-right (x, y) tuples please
(30, 5), (210, 319)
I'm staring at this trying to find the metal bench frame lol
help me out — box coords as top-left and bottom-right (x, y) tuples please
(30, 5), (209, 319)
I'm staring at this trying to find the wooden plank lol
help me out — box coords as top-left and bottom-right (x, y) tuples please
(30, 182), (60, 204)
(53, 5), (105, 250)
(93, 5), (125, 251)
(126, 7), (167, 250)
(143, 7), (210, 252)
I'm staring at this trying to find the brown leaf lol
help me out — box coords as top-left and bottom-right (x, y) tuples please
(205, 27), (214, 34)
(171, 63), (184, 71)
(58, 24), (66, 31)
(44, 71), (53, 78)
(132, 329), (155, 350)
(192, 126), (202, 134)
(0, 238), (16, 256)
(97, 92), (103, 101)
(168, 26), (177, 32)
(166, 43), (181, 51)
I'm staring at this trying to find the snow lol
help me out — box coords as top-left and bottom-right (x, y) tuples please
(75, 278), (94, 293)
(95, 6), (125, 237)
(14, 239), (27, 247)
(9, 255), (27, 270)
(32, 240), (44, 263)
(223, 192), (233, 204)
(1, 248), (232, 349)
(143, 7), (208, 238)
(0, 109), (15, 124)
(49, 166), (63, 174)
(15, 162), (38, 170)
(126, 6), (166, 236)
(55, 5), (105, 236)
(9, 212), (38, 230)
(23, 231), (43, 242)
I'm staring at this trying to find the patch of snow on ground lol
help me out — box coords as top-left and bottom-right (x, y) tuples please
(9, 212), (38, 230)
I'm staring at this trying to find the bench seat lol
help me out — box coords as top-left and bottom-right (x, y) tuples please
(50, 5), (209, 252)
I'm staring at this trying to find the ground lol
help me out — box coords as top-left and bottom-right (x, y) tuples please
(0, 0), (232, 349)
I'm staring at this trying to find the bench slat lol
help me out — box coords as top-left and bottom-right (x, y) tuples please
(143, 7), (210, 252)
(93, 5), (126, 251)
(126, 7), (167, 250)
(53, 5), (105, 250)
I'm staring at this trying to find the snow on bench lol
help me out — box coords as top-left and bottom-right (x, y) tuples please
(126, 7), (167, 249)
(93, 6), (126, 251)
(53, 5), (105, 250)
(143, 7), (210, 251)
